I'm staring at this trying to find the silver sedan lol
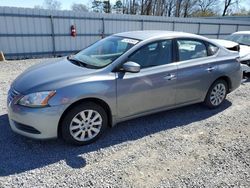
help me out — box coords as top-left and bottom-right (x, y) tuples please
(7, 31), (242, 145)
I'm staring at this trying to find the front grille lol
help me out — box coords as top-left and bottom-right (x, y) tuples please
(14, 121), (41, 134)
(7, 87), (20, 104)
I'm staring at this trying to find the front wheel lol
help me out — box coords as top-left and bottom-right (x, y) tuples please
(61, 102), (108, 145)
(204, 79), (228, 109)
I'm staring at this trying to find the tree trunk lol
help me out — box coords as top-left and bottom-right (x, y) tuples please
(175, 0), (181, 17)
(222, 0), (232, 16)
(141, 0), (144, 14)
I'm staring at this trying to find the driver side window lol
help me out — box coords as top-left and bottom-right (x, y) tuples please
(128, 40), (173, 69)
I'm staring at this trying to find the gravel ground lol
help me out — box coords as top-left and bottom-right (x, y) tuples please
(0, 58), (249, 188)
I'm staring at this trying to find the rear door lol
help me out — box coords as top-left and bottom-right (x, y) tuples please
(175, 38), (218, 105)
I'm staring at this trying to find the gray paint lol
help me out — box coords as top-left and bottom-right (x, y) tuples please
(0, 6), (250, 59)
(7, 31), (242, 140)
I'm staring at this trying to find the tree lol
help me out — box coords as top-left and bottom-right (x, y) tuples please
(103, 0), (111, 13)
(71, 3), (89, 12)
(181, 0), (198, 17)
(92, 0), (103, 12)
(222, 0), (239, 16)
(175, 0), (183, 17)
(43, 0), (61, 10)
(113, 0), (123, 14)
(34, 5), (44, 9)
(151, 0), (167, 16)
(166, 0), (175, 17)
(87, 0), (245, 17)
(196, 0), (218, 13)
(191, 9), (217, 17)
(144, 0), (153, 15)
(231, 7), (250, 16)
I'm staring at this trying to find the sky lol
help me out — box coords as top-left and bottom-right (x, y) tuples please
(0, 0), (116, 10)
(0, 0), (249, 11)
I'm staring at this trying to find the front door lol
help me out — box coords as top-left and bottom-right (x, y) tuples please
(116, 39), (177, 119)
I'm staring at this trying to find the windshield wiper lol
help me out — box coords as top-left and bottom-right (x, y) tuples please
(67, 56), (100, 69)
(67, 56), (88, 67)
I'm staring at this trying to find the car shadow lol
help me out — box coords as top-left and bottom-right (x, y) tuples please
(0, 100), (232, 176)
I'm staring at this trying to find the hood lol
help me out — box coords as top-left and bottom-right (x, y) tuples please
(13, 57), (98, 94)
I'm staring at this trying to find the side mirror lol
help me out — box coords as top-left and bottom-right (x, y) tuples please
(122, 61), (141, 73)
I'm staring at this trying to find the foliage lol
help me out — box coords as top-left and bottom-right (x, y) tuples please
(33, 0), (250, 17)
(43, 0), (61, 10)
(34, 0), (61, 10)
(71, 3), (89, 12)
(92, 0), (103, 13)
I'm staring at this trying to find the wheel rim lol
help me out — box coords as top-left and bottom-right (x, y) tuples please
(69, 110), (102, 142)
(210, 83), (226, 106)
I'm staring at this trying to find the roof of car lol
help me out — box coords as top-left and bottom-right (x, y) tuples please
(114, 30), (205, 41)
(233, 31), (250, 35)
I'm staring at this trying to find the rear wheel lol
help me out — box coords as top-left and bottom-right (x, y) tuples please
(204, 79), (228, 109)
(61, 102), (108, 145)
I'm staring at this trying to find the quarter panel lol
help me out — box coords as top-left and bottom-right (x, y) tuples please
(211, 57), (242, 92)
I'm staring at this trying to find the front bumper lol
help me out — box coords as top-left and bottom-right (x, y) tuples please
(8, 100), (67, 140)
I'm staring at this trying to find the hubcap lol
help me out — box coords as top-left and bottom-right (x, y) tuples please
(210, 83), (226, 106)
(69, 110), (102, 142)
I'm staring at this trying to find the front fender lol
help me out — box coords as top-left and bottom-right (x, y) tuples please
(48, 74), (117, 120)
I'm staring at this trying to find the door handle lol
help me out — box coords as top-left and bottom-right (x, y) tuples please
(164, 74), (176, 80)
(206, 67), (216, 72)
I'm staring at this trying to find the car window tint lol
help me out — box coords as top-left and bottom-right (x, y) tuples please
(177, 39), (207, 61)
(148, 43), (158, 51)
(226, 34), (250, 46)
(117, 41), (133, 53)
(242, 34), (250, 45)
(207, 43), (219, 55)
(93, 39), (134, 55)
(128, 40), (172, 68)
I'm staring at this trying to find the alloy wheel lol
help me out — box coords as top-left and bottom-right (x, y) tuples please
(209, 83), (226, 106)
(69, 110), (103, 142)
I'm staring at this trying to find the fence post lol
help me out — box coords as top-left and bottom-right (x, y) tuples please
(50, 15), (56, 57)
(236, 24), (239, 32)
(101, 17), (105, 38)
(197, 22), (201, 35)
(141, 19), (144, 30)
(217, 24), (221, 39)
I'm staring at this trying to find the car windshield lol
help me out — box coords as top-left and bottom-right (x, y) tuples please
(71, 36), (139, 68)
(225, 34), (250, 46)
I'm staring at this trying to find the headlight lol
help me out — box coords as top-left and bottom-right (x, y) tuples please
(18, 91), (56, 107)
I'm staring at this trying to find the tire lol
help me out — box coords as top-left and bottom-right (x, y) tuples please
(61, 102), (108, 145)
(204, 79), (228, 109)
